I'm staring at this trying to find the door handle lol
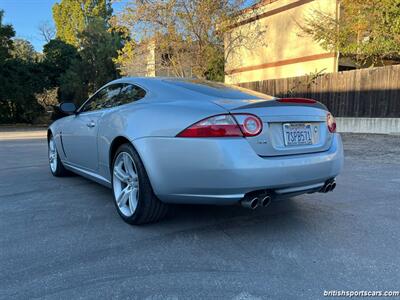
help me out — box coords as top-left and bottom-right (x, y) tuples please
(86, 121), (96, 128)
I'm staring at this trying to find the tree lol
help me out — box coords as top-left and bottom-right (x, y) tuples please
(35, 87), (59, 109)
(78, 18), (121, 91)
(59, 57), (88, 103)
(111, 0), (263, 80)
(52, 0), (112, 46)
(42, 39), (79, 87)
(59, 18), (122, 103)
(0, 59), (46, 124)
(302, 0), (400, 67)
(10, 39), (37, 62)
(0, 10), (15, 61)
(113, 39), (138, 76)
(0, 11), (46, 124)
(38, 21), (56, 43)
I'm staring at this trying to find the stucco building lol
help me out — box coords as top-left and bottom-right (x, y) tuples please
(122, 40), (193, 78)
(224, 0), (340, 84)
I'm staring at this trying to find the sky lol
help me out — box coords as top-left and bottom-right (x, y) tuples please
(0, 0), (58, 51)
(0, 0), (255, 52)
(0, 0), (126, 52)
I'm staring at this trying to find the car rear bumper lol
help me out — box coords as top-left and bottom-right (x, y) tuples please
(133, 134), (344, 205)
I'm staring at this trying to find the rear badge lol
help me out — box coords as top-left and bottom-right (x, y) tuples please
(257, 139), (268, 144)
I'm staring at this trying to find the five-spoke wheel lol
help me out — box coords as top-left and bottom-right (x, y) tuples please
(113, 152), (139, 217)
(48, 134), (68, 177)
(111, 143), (168, 224)
(48, 137), (58, 173)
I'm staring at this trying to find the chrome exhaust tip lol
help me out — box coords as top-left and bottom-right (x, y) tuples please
(325, 183), (332, 193)
(260, 195), (272, 208)
(319, 180), (337, 193)
(241, 197), (259, 210)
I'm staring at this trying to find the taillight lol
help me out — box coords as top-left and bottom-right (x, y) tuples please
(177, 114), (242, 137)
(233, 114), (263, 137)
(177, 114), (263, 138)
(327, 112), (337, 133)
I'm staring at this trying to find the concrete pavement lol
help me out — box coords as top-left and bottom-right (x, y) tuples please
(0, 133), (399, 299)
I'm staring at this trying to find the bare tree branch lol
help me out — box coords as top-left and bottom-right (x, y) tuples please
(38, 21), (55, 43)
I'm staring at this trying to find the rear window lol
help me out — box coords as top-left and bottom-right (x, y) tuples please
(163, 79), (273, 100)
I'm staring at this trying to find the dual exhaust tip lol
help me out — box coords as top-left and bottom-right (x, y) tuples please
(241, 194), (272, 210)
(320, 181), (337, 193)
(241, 180), (337, 209)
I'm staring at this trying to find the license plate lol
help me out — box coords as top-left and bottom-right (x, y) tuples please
(283, 123), (313, 146)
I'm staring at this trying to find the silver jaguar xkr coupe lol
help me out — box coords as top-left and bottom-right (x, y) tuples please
(48, 78), (344, 224)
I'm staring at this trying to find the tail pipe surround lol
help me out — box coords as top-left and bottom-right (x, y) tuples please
(241, 192), (273, 209)
(320, 179), (337, 193)
(259, 194), (272, 208)
(240, 196), (259, 210)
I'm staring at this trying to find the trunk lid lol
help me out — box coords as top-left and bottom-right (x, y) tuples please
(213, 98), (333, 157)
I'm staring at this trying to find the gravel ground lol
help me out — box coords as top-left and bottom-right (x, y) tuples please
(342, 133), (400, 164)
(0, 133), (399, 299)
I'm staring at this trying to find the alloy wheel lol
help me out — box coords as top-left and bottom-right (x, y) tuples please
(48, 137), (58, 173)
(113, 152), (139, 217)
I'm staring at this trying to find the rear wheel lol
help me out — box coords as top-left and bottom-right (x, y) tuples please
(112, 143), (168, 225)
(48, 135), (68, 177)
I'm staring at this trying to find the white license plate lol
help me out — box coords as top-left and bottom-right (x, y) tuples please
(283, 123), (313, 146)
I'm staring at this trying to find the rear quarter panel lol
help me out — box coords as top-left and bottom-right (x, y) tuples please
(97, 99), (227, 181)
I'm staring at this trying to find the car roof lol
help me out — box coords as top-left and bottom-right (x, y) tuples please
(107, 77), (274, 101)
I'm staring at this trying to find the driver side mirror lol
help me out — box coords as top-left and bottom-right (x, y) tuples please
(59, 102), (77, 115)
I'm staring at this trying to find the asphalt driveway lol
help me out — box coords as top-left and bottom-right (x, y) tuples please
(0, 132), (399, 299)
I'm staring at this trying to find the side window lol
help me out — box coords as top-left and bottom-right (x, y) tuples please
(81, 84), (122, 112)
(117, 84), (146, 105)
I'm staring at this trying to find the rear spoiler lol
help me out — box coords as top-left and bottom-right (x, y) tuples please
(277, 98), (316, 104)
(231, 98), (328, 111)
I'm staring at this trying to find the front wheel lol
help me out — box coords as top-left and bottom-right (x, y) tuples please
(112, 143), (168, 225)
(48, 134), (68, 177)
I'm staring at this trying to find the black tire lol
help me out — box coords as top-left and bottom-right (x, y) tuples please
(112, 143), (168, 225)
(48, 134), (69, 177)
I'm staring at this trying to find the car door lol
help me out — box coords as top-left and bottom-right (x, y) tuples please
(61, 84), (123, 171)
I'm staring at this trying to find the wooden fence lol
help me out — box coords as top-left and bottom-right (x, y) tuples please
(238, 65), (400, 118)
